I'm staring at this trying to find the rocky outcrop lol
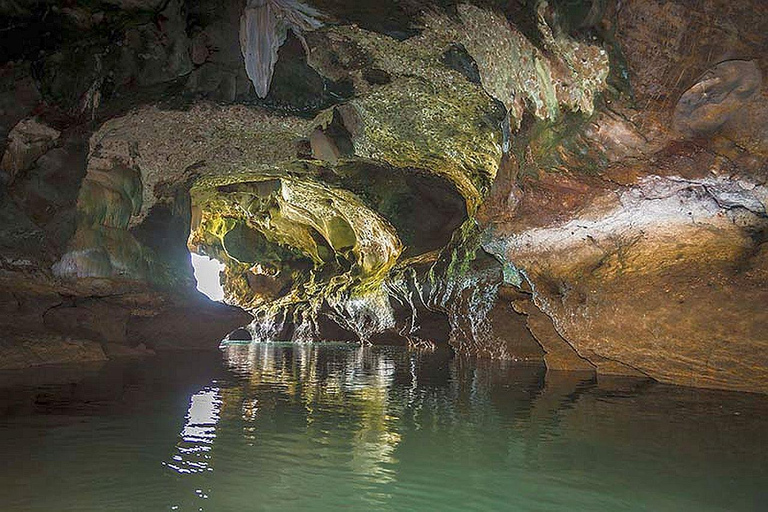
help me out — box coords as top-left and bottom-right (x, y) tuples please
(0, 271), (250, 369)
(475, 0), (768, 393)
(1, 118), (60, 183)
(482, 167), (768, 392)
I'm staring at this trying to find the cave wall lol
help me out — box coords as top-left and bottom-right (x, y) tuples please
(0, 0), (766, 393)
(476, 0), (768, 392)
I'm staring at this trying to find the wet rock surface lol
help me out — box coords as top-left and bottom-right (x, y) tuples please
(0, 0), (766, 393)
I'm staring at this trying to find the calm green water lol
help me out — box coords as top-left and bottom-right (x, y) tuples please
(0, 343), (766, 512)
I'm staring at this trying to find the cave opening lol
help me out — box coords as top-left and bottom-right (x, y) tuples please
(3, 0), (768, 508)
(185, 165), (470, 345)
(190, 252), (225, 302)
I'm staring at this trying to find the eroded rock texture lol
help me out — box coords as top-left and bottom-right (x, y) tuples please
(477, 0), (768, 392)
(0, 0), (766, 392)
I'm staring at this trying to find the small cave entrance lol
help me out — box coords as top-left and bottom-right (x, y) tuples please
(316, 313), (360, 342)
(186, 203), (317, 314)
(190, 253), (226, 302)
(412, 309), (452, 347)
(384, 291), (454, 349)
(365, 309), (452, 349)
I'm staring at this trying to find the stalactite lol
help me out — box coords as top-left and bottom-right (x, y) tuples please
(239, 0), (323, 98)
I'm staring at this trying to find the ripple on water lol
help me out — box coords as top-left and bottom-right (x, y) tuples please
(0, 343), (766, 511)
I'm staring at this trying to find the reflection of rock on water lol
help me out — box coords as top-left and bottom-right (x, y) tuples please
(221, 343), (403, 481)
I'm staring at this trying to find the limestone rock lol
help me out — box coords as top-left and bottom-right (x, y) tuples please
(1, 118), (60, 183)
(673, 60), (762, 136)
(2, 0), (768, 396)
(239, 0), (323, 98)
(117, 0), (192, 87)
(101, 0), (167, 10)
(0, 336), (106, 370)
(0, 65), (41, 154)
(614, 0), (768, 105)
(483, 172), (768, 393)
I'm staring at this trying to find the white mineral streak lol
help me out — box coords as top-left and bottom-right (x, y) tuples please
(504, 176), (768, 256)
(239, 0), (322, 98)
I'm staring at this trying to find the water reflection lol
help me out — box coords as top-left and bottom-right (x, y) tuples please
(221, 343), (403, 487)
(0, 345), (766, 511)
(164, 387), (222, 475)
(156, 343), (768, 511)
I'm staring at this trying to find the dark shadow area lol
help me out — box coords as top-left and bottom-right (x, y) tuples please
(412, 309), (452, 346)
(131, 200), (192, 275)
(316, 313), (360, 342)
(368, 330), (409, 346)
(311, 0), (423, 40)
(334, 161), (468, 257)
(259, 33), (355, 116)
(442, 43), (481, 84)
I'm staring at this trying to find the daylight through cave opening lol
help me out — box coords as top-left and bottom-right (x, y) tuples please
(190, 253), (226, 302)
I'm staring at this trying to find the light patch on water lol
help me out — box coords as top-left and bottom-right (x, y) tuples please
(2, 346), (767, 511)
(191, 253), (225, 301)
(164, 387), (223, 475)
(182, 388), (222, 443)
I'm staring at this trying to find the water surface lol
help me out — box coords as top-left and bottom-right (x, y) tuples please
(0, 343), (766, 511)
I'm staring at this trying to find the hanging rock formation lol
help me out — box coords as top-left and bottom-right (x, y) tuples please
(239, 0), (323, 98)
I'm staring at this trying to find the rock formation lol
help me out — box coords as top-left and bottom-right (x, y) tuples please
(0, 0), (766, 393)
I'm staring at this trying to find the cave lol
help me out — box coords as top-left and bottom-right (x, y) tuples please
(1, 0), (767, 509)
